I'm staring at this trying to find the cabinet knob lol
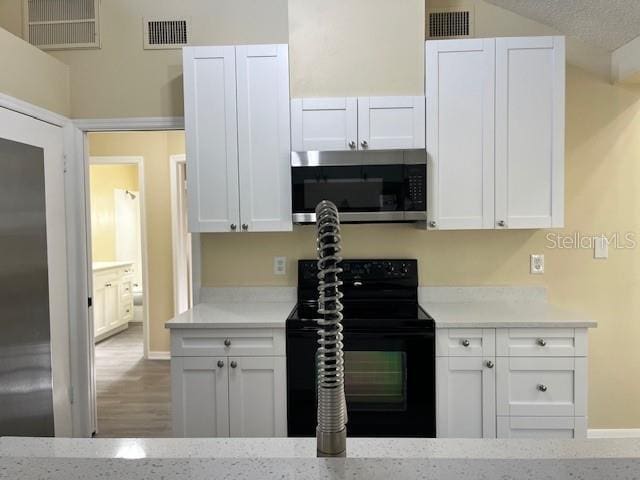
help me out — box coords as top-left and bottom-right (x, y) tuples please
(230, 224), (237, 231)
(217, 360), (224, 368)
(224, 338), (231, 347)
(429, 220), (437, 228)
(360, 140), (368, 149)
(537, 384), (548, 392)
(348, 141), (356, 149)
(485, 360), (494, 369)
(537, 338), (547, 347)
(242, 223), (248, 231)
(230, 361), (238, 369)
(461, 339), (471, 347)
(497, 220), (506, 227)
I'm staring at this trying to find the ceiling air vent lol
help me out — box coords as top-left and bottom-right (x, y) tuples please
(143, 18), (190, 50)
(24, 0), (100, 50)
(427, 8), (474, 39)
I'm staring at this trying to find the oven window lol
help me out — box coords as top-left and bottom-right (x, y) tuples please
(344, 351), (407, 411)
(292, 165), (404, 212)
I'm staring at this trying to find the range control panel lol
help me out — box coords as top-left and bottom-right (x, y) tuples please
(298, 259), (418, 282)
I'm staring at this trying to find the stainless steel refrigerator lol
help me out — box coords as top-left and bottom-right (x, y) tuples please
(0, 137), (55, 436)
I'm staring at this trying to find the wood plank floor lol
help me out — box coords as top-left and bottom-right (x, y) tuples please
(95, 324), (171, 437)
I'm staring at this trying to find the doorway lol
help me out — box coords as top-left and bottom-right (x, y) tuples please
(170, 154), (193, 315)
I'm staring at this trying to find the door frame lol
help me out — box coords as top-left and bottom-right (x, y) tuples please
(169, 154), (195, 315)
(88, 155), (149, 357)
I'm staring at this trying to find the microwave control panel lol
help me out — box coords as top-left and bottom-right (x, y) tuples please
(405, 164), (426, 211)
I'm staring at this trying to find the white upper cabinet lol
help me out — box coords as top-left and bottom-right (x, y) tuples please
(236, 44), (292, 232)
(358, 96), (425, 150)
(183, 44), (292, 233)
(291, 96), (425, 151)
(291, 97), (358, 151)
(426, 36), (565, 231)
(495, 36), (565, 229)
(183, 46), (239, 233)
(426, 39), (495, 230)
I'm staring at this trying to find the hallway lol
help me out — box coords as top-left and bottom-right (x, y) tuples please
(95, 325), (171, 437)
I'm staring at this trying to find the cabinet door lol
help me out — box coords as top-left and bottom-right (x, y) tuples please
(183, 46), (240, 233)
(291, 97), (358, 151)
(426, 39), (495, 230)
(93, 282), (107, 337)
(236, 44), (292, 232)
(497, 416), (586, 439)
(105, 282), (119, 329)
(437, 356), (496, 438)
(495, 36), (565, 229)
(357, 96), (425, 150)
(228, 356), (287, 437)
(171, 357), (230, 437)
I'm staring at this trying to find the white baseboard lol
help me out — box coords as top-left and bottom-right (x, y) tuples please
(147, 351), (170, 360)
(588, 429), (640, 439)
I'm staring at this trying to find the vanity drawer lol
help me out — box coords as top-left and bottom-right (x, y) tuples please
(171, 328), (286, 357)
(497, 416), (587, 439)
(496, 328), (587, 357)
(497, 357), (586, 417)
(437, 329), (495, 357)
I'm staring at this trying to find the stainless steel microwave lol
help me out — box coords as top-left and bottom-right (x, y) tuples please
(291, 150), (427, 223)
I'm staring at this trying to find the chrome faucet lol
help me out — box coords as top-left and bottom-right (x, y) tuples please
(315, 200), (347, 457)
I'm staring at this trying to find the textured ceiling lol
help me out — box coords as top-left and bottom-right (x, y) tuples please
(483, 0), (640, 51)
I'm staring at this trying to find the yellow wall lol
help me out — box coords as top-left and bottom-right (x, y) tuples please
(89, 131), (185, 353)
(89, 164), (139, 261)
(0, 27), (70, 115)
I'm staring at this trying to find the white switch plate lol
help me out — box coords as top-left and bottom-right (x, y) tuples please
(530, 254), (544, 274)
(273, 256), (287, 275)
(594, 236), (609, 259)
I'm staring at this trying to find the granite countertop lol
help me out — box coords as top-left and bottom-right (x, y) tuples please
(423, 301), (597, 329)
(2, 437), (639, 479)
(92, 261), (134, 272)
(165, 301), (295, 329)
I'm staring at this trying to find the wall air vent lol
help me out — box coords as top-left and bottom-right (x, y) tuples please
(143, 18), (190, 50)
(24, 0), (100, 50)
(427, 8), (474, 39)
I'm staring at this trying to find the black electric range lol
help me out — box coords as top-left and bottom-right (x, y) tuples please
(286, 259), (436, 438)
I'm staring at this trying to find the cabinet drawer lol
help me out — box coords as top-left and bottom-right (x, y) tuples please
(437, 329), (495, 357)
(497, 357), (586, 417)
(496, 328), (587, 357)
(497, 416), (586, 439)
(171, 328), (286, 357)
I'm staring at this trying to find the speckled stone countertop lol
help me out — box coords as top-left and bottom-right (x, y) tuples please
(165, 302), (295, 329)
(2, 437), (639, 479)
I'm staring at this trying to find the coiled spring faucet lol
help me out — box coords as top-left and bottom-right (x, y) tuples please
(314, 200), (347, 457)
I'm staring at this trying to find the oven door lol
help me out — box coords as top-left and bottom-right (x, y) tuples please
(291, 164), (426, 223)
(286, 328), (435, 437)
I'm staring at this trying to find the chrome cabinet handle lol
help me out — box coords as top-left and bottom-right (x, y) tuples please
(497, 220), (506, 227)
(537, 384), (548, 392)
(217, 360), (224, 368)
(242, 224), (248, 231)
(230, 224), (237, 231)
(537, 338), (547, 347)
(224, 338), (231, 347)
(429, 220), (437, 228)
(348, 141), (356, 149)
(485, 360), (494, 369)
(230, 361), (238, 369)
(360, 140), (368, 149)
(461, 339), (471, 347)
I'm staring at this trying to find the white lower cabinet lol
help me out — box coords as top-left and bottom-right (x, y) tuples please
(93, 264), (134, 342)
(436, 327), (589, 439)
(171, 334), (287, 438)
(436, 356), (496, 438)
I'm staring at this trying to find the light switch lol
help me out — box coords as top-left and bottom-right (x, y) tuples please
(594, 236), (608, 259)
(530, 254), (544, 274)
(273, 256), (287, 275)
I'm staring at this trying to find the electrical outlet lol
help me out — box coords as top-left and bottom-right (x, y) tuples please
(530, 254), (544, 274)
(273, 256), (287, 275)
(594, 236), (609, 259)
